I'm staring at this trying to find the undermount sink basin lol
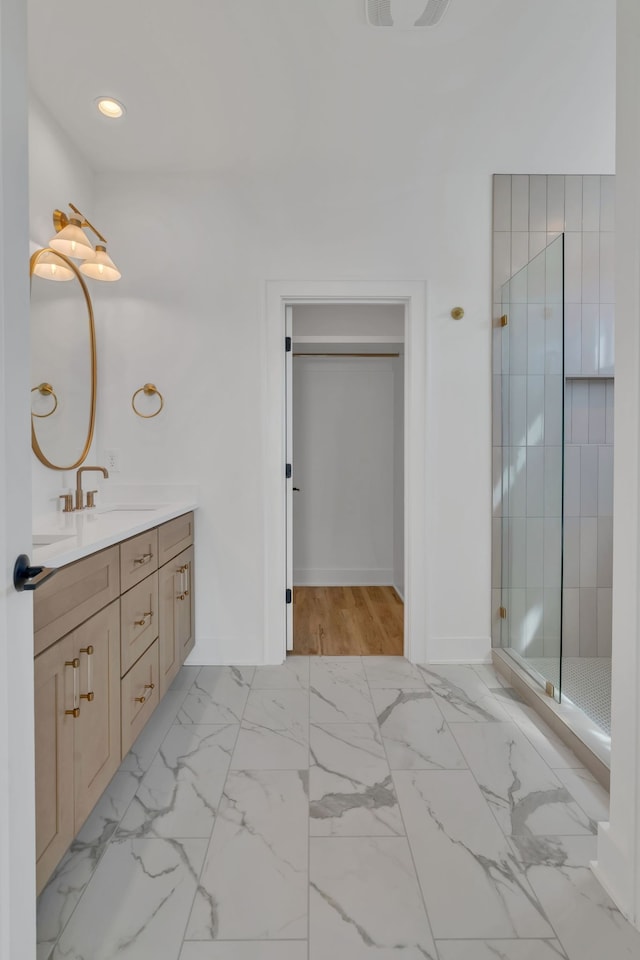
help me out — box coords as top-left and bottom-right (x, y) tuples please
(32, 533), (74, 546)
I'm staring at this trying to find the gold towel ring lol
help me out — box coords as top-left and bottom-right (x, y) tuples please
(31, 383), (58, 418)
(132, 383), (164, 418)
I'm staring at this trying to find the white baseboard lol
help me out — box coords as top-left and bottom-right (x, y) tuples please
(293, 568), (394, 587)
(393, 584), (405, 601)
(426, 636), (493, 664)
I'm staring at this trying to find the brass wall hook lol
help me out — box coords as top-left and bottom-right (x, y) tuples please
(31, 383), (58, 418)
(132, 383), (164, 418)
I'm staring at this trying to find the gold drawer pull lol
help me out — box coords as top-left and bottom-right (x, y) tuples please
(177, 592), (186, 601)
(144, 682), (155, 691)
(65, 658), (81, 718)
(134, 695), (146, 704)
(135, 611), (153, 626)
(79, 645), (95, 702)
(134, 553), (153, 565)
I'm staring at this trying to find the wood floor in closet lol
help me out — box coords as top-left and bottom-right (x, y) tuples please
(292, 585), (404, 656)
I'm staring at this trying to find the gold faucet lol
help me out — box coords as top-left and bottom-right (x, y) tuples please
(75, 466), (109, 511)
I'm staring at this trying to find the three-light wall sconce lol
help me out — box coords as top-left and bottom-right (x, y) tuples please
(33, 203), (121, 283)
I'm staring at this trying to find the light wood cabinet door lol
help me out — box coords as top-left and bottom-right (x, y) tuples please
(177, 545), (195, 663)
(72, 601), (121, 832)
(158, 546), (195, 697)
(34, 634), (76, 895)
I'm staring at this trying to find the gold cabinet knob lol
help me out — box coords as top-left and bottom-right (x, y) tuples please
(134, 695), (146, 704)
(144, 682), (155, 691)
(135, 611), (153, 626)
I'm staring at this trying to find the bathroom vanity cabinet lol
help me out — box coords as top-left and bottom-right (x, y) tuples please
(33, 511), (195, 894)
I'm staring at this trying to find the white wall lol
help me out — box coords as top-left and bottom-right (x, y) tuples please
(28, 95), (95, 515)
(292, 355), (395, 585)
(83, 2), (615, 665)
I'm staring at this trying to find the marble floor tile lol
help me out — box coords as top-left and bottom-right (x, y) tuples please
(449, 722), (596, 837)
(472, 663), (511, 689)
(230, 688), (309, 770)
(310, 658), (377, 723)
(178, 667), (254, 724)
(436, 941), (568, 960)
(554, 767), (609, 823)
(508, 833), (597, 869)
(37, 770), (141, 959)
(180, 943), (308, 960)
(310, 837), (437, 959)
(499, 700), (584, 769)
(52, 838), (207, 960)
(523, 837), (640, 959)
(362, 656), (426, 688)
(120, 688), (192, 775)
(252, 657), (310, 689)
(231, 722), (308, 770)
(243, 688), (309, 737)
(117, 724), (238, 839)
(186, 770), (308, 940)
(371, 688), (467, 770)
(394, 770), (554, 939)
(310, 723), (404, 836)
(418, 665), (511, 722)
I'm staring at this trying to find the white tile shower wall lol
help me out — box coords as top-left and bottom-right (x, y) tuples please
(564, 379), (615, 656)
(492, 175), (615, 658)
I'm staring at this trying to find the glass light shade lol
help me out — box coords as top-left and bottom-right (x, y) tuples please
(32, 250), (75, 282)
(49, 218), (95, 260)
(79, 244), (121, 282)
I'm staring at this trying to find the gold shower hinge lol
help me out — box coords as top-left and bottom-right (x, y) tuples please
(545, 681), (555, 698)
(500, 314), (508, 327)
(499, 606), (507, 619)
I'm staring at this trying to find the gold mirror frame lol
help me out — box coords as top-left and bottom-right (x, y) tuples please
(30, 248), (97, 470)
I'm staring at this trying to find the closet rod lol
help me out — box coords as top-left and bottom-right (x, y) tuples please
(293, 352), (400, 358)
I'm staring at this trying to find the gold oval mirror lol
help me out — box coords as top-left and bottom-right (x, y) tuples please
(30, 248), (97, 470)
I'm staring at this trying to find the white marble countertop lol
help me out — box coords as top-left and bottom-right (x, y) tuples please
(32, 501), (197, 569)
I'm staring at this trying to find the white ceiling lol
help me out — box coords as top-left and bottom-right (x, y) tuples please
(28, 0), (611, 176)
(27, 0), (511, 174)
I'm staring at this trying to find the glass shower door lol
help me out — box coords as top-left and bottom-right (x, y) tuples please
(500, 236), (564, 698)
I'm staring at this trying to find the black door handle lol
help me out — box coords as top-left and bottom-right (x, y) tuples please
(293, 487), (300, 492)
(13, 554), (56, 592)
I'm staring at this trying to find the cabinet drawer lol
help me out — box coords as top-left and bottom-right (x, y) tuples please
(121, 640), (160, 757)
(120, 529), (158, 593)
(120, 572), (159, 676)
(158, 512), (194, 566)
(34, 546), (120, 657)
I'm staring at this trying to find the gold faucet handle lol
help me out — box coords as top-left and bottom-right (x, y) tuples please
(86, 490), (98, 508)
(59, 494), (74, 513)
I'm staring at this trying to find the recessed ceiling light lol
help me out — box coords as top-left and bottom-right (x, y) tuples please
(96, 97), (125, 119)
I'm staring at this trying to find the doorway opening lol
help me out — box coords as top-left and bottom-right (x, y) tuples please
(287, 304), (405, 655)
(264, 280), (428, 667)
